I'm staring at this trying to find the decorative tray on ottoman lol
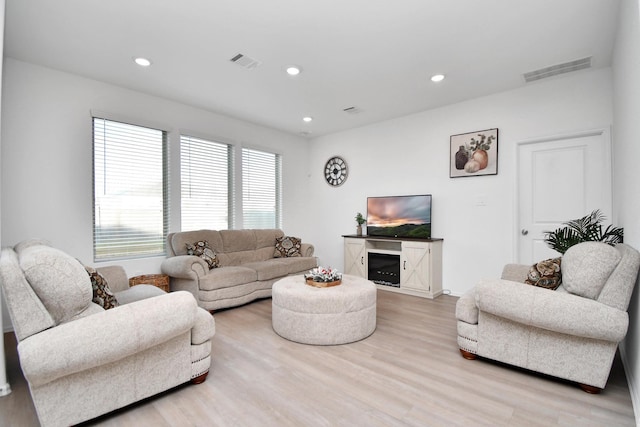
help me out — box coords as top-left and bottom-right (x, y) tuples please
(305, 278), (342, 288)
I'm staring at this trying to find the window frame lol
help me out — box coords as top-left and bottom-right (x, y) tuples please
(179, 134), (234, 231)
(241, 146), (282, 230)
(92, 116), (169, 261)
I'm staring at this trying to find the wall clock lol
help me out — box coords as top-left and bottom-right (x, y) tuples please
(324, 156), (348, 187)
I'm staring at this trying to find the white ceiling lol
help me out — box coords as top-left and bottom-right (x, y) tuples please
(4, 0), (620, 138)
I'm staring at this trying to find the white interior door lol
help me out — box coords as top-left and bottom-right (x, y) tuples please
(517, 129), (612, 264)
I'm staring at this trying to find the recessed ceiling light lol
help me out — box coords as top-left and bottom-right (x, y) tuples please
(286, 66), (302, 76)
(134, 57), (152, 67)
(431, 74), (445, 82)
(303, 116), (313, 123)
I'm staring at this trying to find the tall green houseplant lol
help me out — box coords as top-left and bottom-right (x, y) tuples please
(544, 210), (623, 255)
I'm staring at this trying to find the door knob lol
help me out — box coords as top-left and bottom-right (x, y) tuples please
(521, 229), (529, 236)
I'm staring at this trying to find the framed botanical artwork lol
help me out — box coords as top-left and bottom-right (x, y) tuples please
(450, 128), (498, 178)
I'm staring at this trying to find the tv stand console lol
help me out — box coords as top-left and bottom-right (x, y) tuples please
(343, 235), (443, 299)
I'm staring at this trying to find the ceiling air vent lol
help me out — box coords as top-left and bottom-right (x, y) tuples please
(523, 57), (592, 83)
(343, 106), (362, 115)
(229, 53), (261, 69)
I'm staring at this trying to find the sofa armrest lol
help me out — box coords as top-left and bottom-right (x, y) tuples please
(301, 243), (314, 257)
(161, 255), (208, 279)
(475, 280), (628, 342)
(18, 291), (199, 387)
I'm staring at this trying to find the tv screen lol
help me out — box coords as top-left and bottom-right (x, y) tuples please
(367, 194), (432, 239)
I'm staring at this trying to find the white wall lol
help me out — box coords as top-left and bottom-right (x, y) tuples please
(613, 0), (640, 417)
(0, 58), (311, 329)
(0, 0), (10, 396)
(308, 67), (613, 296)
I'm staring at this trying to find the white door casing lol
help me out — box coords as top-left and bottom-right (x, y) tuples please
(517, 128), (612, 264)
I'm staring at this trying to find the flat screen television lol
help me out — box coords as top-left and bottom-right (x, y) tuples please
(366, 194), (432, 239)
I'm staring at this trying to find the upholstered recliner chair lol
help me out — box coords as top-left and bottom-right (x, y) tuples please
(456, 242), (640, 393)
(0, 240), (216, 427)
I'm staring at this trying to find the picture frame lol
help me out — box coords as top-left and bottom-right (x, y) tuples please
(450, 128), (498, 178)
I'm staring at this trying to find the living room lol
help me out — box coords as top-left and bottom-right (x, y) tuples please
(2, 0), (640, 426)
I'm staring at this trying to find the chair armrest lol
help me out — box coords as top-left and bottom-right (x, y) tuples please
(96, 265), (130, 293)
(475, 279), (628, 342)
(455, 287), (478, 324)
(301, 243), (314, 257)
(161, 255), (208, 279)
(18, 291), (199, 387)
(192, 307), (216, 345)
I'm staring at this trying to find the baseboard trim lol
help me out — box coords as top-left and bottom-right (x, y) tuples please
(0, 382), (10, 397)
(619, 342), (639, 425)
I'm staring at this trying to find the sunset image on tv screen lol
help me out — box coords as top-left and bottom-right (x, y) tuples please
(367, 195), (431, 239)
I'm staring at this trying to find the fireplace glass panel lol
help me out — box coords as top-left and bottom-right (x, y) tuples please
(368, 252), (400, 287)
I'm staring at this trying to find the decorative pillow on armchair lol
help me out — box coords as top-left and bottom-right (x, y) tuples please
(524, 257), (562, 290)
(186, 240), (220, 269)
(274, 236), (302, 258)
(85, 266), (119, 310)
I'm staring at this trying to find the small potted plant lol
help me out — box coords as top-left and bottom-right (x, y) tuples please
(355, 212), (366, 236)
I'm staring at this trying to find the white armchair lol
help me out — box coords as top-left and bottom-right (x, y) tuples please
(0, 240), (215, 427)
(456, 242), (640, 393)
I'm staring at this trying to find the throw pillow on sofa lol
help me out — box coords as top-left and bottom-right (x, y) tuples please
(186, 240), (219, 269)
(524, 257), (562, 290)
(85, 266), (119, 310)
(274, 236), (302, 258)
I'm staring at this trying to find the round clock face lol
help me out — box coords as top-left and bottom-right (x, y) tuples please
(324, 156), (348, 186)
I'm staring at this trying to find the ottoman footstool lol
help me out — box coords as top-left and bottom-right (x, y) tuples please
(272, 274), (377, 345)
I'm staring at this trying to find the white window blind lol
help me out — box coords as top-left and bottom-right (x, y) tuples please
(180, 135), (233, 231)
(93, 117), (168, 260)
(242, 147), (282, 229)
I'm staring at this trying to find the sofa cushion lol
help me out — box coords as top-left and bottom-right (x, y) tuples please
(169, 230), (222, 256)
(563, 242), (621, 300)
(274, 236), (302, 258)
(186, 240), (219, 269)
(0, 247), (56, 341)
(199, 266), (258, 291)
(275, 257), (319, 274)
(242, 260), (290, 281)
(255, 229), (283, 249)
(221, 246), (278, 266)
(20, 245), (93, 325)
(115, 285), (166, 305)
(220, 229), (257, 253)
(524, 257), (562, 290)
(85, 267), (119, 310)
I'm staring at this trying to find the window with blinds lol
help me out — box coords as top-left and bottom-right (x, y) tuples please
(242, 148), (282, 229)
(180, 135), (233, 231)
(93, 117), (168, 260)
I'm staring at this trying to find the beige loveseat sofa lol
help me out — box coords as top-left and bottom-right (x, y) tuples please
(0, 240), (216, 427)
(456, 242), (640, 393)
(161, 229), (318, 311)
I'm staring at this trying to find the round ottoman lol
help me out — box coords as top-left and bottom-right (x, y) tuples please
(272, 274), (377, 345)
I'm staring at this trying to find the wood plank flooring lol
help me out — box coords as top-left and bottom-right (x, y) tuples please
(0, 291), (636, 426)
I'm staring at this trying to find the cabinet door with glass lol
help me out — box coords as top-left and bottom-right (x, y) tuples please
(344, 238), (367, 278)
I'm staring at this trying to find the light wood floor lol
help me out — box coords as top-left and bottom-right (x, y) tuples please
(0, 291), (636, 426)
